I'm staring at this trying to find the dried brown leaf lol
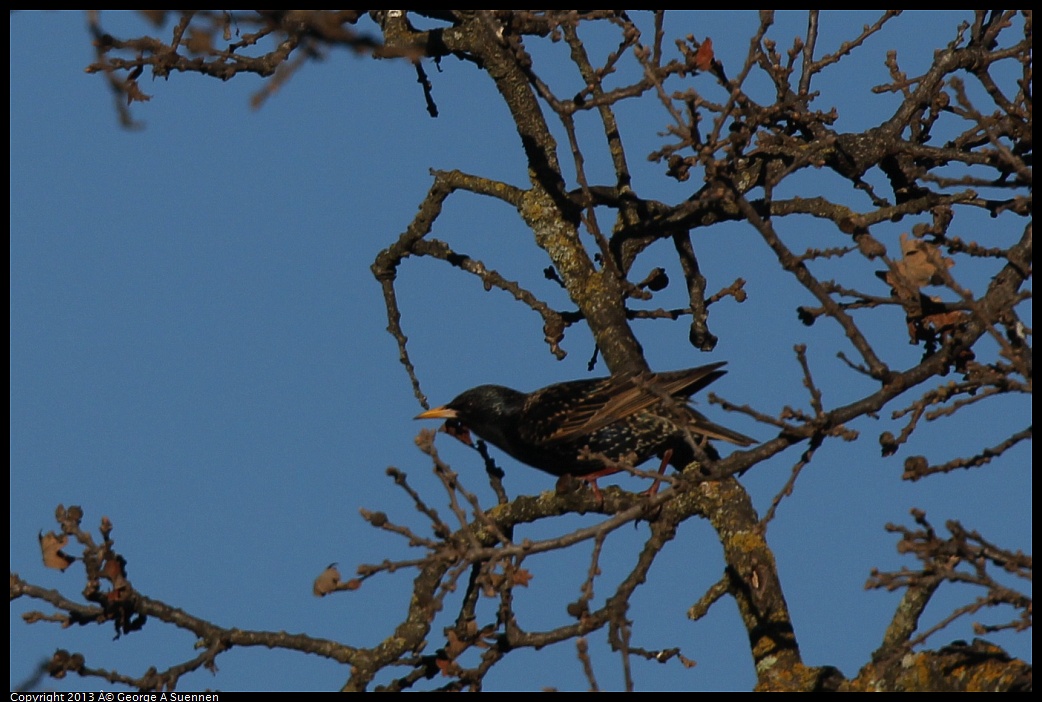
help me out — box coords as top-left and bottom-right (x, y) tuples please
(511, 567), (534, 587)
(694, 38), (714, 72)
(39, 531), (75, 571)
(313, 563), (341, 597)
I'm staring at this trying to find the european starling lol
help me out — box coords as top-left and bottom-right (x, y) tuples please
(415, 362), (755, 484)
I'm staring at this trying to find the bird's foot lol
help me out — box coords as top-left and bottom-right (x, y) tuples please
(640, 449), (673, 497)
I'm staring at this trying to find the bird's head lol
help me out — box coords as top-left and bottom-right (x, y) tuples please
(415, 385), (525, 450)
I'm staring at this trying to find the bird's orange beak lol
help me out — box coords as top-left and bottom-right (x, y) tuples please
(415, 406), (473, 446)
(415, 406), (458, 421)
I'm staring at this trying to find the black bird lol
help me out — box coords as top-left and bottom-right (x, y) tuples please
(416, 362), (755, 486)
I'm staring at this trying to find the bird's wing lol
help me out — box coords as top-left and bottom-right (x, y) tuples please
(541, 363), (732, 443)
(680, 408), (757, 447)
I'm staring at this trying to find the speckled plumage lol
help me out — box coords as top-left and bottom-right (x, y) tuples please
(416, 362), (755, 478)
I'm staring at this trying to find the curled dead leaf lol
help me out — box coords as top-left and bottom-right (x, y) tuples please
(444, 628), (469, 658)
(313, 563), (341, 597)
(907, 303), (970, 346)
(106, 579), (132, 602)
(510, 567), (533, 587)
(185, 28), (214, 55)
(693, 37), (714, 72)
(101, 553), (127, 582)
(435, 655), (462, 677)
(39, 531), (75, 571)
(921, 308), (969, 334)
(880, 233), (954, 301)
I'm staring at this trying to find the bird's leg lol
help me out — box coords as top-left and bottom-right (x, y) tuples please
(643, 449), (673, 496)
(555, 465), (623, 503)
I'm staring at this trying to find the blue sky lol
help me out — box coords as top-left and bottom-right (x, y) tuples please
(10, 11), (1031, 691)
